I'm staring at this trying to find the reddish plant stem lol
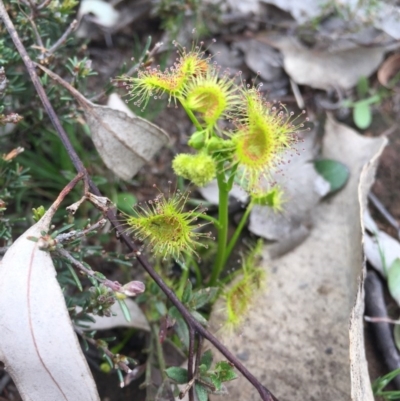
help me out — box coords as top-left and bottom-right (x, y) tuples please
(0, 3), (279, 400)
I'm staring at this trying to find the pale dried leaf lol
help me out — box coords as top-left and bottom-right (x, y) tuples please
(85, 102), (169, 180)
(260, 0), (324, 23)
(84, 299), (150, 332)
(198, 180), (249, 205)
(0, 210), (99, 401)
(378, 53), (400, 90)
(226, 0), (261, 14)
(107, 93), (135, 118)
(364, 229), (400, 277)
(260, 33), (386, 90)
(334, 0), (400, 40)
(210, 116), (386, 401)
(34, 66), (169, 181)
(77, 0), (119, 28)
(235, 39), (283, 81)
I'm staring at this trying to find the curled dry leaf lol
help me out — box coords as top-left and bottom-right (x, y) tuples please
(36, 66), (170, 181)
(76, 0), (120, 40)
(258, 33), (386, 90)
(378, 53), (400, 91)
(86, 101), (169, 181)
(0, 208), (99, 401)
(260, 0), (324, 23)
(364, 227), (400, 277)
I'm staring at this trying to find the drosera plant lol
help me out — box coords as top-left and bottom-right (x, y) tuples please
(0, 4), (283, 398)
(0, 0), (307, 397)
(121, 183), (214, 261)
(121, 39), (308, 288)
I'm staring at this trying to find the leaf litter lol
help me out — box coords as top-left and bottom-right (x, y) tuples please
(0, 197), (100, 401)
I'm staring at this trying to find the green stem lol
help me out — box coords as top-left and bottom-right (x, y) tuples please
(209, 168), (229, 286)
(195, 213), (221, 228)
(178, 98), (202, 131)
(191, 258), (203, 285)
(223, 200), (254, 266)
(152, 324), (166, 380)
(176, 258), (190, 299)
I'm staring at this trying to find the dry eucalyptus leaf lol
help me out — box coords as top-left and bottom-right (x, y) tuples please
(36, 66), (169, 181)
(334, 0), (400, 40)
(378, 53), (400, 90)
(86, 102), (169, 181)
(198, 180), (249, 205)
(107, 93), (136, 118)
(259, 33), (386, 90)
(260, 0), (324, 23)
(364, 228), (400, 277)
(235, 39), (283, 81)
(210, 116), (386, 401)
(76, 0), (119, 38)
(226, 0), (262, 14)
(84, 299), (150, 332)
(0, 209), (99, 401)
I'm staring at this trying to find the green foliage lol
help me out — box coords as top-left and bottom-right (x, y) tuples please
(388, 259), (400, 306)
(342, 76), (387, 130)
(152, 0), (210, 38)
(0, 154), (30, 246)
(372, 368), (400, 400)
(165, 349), (237, 399)
(314, 159), (349, 194)
(165, 366), (188, 384)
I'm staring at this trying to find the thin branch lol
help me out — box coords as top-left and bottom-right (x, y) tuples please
(0, 4), (279, 400)
(369, 192), (400, 240)
(75, 328), (133, 386)
(365, 271), (400, 389)
(37, 0), (52, 10)
(55, 218), (107, 243)
(47, 19), (78, 55)
(187, 327), (195, 401)
(56, 247), (122, 292)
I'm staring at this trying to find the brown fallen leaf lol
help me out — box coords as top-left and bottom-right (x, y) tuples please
(209, 115), (386, 401)
(378, 53), (400, 91)
(0, 203), (100, 400)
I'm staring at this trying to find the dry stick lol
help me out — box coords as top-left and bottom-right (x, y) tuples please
(365, 271), (400, 389)
(0, 4), (279, 401)
(368, 192), (400, 240)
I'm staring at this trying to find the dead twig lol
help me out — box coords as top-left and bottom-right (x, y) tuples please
(365, 270), (400, 389)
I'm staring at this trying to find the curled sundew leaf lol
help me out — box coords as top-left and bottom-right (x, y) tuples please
(0, 208), (100, 401)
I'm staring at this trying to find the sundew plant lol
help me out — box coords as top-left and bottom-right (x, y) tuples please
(122, 40), (307, 288)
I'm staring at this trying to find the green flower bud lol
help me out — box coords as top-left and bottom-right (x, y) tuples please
(207, 137), (234, 152)
(172, 152), (216, 187)
(188, 130), (206, 150)
(252, 186), (284, 211)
